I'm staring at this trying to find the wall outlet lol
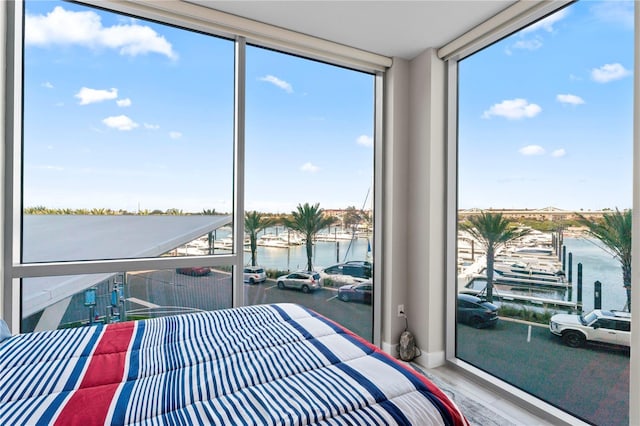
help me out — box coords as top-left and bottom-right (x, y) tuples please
(397, 304), (405, 317)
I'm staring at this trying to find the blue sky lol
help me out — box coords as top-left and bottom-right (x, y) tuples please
(23, 1), (374, 214)
(23, 1), (634, 214)
(459, 0), (634, 211)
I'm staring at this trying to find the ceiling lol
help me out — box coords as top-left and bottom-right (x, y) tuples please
(189, 1), (517, 60)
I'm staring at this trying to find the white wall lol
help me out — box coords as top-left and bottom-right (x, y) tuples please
(406, 48), (447, 367)
(381, 58), (410, 355)
(381, 49), (448, 366)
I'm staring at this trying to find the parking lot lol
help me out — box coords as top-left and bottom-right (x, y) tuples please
(120, 270), (373, 341)
(457, 318), (629, 426)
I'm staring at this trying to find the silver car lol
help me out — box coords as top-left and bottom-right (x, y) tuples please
(243, 266), (267, 284)
(276, 271), (323, 293)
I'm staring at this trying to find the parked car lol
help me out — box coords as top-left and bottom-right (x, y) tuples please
(337, 281), (372, 304)
(457, 293), (499, 328)
(276, 271), (323, 293)
(320, 261), (371, 284)
(243, 266), (267, 284)
(549, 309), (631, 348)
(176, 266), (211, 276)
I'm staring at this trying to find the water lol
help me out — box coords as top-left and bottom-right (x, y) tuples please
(247, 239), (371, 272)
(562, 237), (627, 312)
(214, 226), (372, 271)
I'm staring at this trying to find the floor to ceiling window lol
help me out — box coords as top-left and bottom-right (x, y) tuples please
(243, 45), (376, 342)
(11, 1), (379, 339)
(455, 2), (633, 424)
(20, 0), (235, 332)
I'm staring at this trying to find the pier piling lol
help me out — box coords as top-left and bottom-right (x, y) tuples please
(594, 281), (602, 309)
(568, 253), (573, 283)
(577, 265), (583, 313)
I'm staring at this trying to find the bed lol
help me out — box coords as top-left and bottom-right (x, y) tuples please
(0, 303), (468, 425)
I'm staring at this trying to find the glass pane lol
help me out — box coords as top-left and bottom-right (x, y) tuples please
(22, 1), (234, 262)
(245, 45), (375, 341)
(456, 2), (632, 424)
(22, 265), (233, 332)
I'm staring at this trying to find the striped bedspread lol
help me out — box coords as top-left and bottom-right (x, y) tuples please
(0, 303), (467, 425)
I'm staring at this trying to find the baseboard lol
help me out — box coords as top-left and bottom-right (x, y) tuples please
(382, 340), (445, 368)
(413, 349), (445, 369)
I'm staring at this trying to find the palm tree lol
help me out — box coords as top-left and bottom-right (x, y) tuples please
(283, 203), (337, 271)
(245, 211), (277, 266)
(577, 209), (632, 312)
(460, 212), (531, 302)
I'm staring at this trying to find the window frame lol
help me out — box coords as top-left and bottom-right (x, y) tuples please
(444, 1), (638, 424)
(2, 0), (384, 348)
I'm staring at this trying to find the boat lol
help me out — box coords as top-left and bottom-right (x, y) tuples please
(511, 246), (554, 256)
(257, 234), (290, 248)
(315, 230), (359, 241)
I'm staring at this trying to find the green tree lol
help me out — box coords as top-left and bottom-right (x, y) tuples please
(202, 208), (217, 215)
(245, 211), (277, 266)
(577, 209), (632, 312)
(342, 206), (362, 233)
(283, 203), (337, 271)
(460, 212), (531, 302)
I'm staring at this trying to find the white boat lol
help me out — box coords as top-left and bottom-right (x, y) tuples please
(315, 231), (358, 241)
(214, 237), (233, 250)
(257, 234), (290, 248)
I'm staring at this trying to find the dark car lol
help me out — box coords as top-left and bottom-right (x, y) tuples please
(176, 266), (211, 276)
(276, 271), (323, 293)
(320, 261), (372, 284)
(337, 281), (372, 304)
(457, 293), (499, 328)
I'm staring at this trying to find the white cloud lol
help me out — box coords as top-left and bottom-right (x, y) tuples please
(169, 131), (182, 139)
(144, 123), (159, 130)
(116, 98), (131, 107)
(356, 135), (373, 147)
(42, 81), (54, 89)
(75, 87), (118, 105)
(519, 145), (545, 156)
(300, 162), (320, 173)
(510, 38), (543, 52)
(102, 115), (138, 131)
(591, 63), (631, 83)
(591, 1), (634, 29)
(482, 99), (542, 120)
(521, 8), (568, 33)
(259, 75), (293, 93)
(556, 94), (585, 105)
(25, 6), (177, 60)
(551, 149), (566, 158)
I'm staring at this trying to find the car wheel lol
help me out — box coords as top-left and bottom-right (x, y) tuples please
(340, 293), (350, 302)
(470, 316), (484, 329)
(301, 285), (310, 293)
(562, 331), (586, 348)
(277, 281), (284, 289)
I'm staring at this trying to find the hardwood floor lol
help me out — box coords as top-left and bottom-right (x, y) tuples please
(423, 365), (554, 425)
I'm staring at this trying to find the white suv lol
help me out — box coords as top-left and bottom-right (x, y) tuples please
(549, 309), (631, 348)
(243, 266), (267, 284)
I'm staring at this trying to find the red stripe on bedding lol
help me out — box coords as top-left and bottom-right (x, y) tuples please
(319, 313), (470, 426)
(54, 322), (135, 426)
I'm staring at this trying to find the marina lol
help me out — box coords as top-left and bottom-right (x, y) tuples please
(458, 232), (628, 313)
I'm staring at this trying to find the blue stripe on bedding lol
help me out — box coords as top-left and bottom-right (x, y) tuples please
(0, 324), (104, 426)
(304, 308), (456, 426)
(270, 303), (413, 425)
